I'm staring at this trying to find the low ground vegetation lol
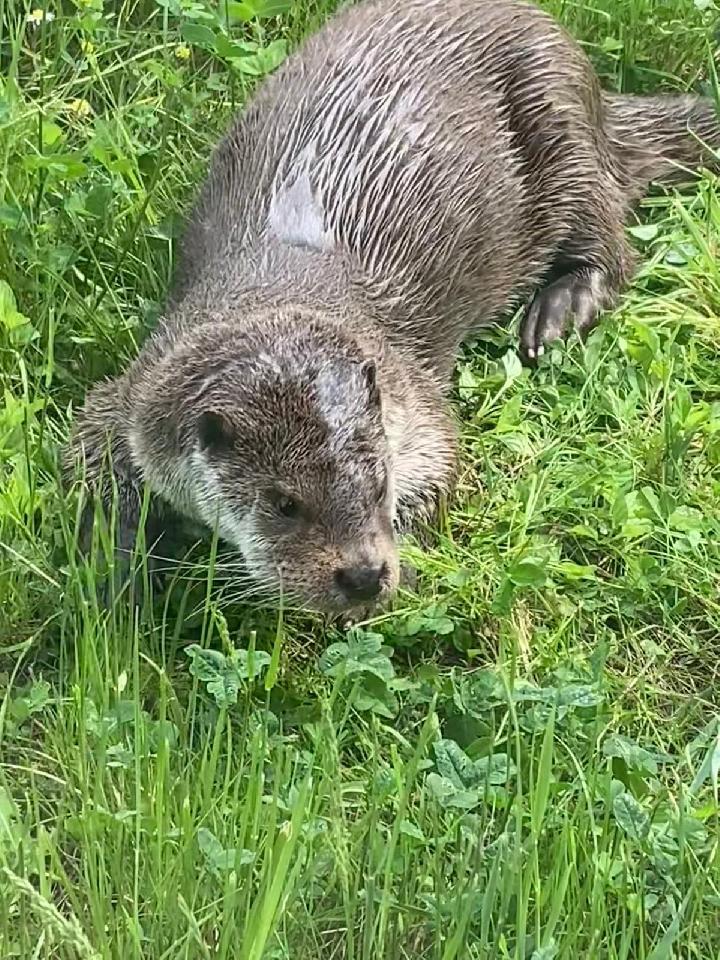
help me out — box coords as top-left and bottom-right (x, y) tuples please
(1, 0), (719, 956)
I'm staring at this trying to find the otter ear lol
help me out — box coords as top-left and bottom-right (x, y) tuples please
(198, 411), (235, 454)
(361, 359), (381, 408)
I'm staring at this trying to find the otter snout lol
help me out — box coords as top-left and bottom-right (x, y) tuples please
(330, 538), (399, 611)
(335, 561), (390, 603)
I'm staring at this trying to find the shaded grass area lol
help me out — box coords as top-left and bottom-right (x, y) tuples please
(1, 0), (720, 957)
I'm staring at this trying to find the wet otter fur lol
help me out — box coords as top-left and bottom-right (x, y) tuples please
(67, 0), (719, 612)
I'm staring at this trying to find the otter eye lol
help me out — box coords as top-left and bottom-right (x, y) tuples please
(277, 495), (300, 519)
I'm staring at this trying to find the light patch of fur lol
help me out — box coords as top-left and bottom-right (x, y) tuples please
(268, 151), (334, 252)
(383, 389), (456, 525)
(588, 266), (611, 307)
(187, 449), (287, 594)
(256, 352), (285, 377)
(313, 361), (367, 438)
(185, 449), (250, 548)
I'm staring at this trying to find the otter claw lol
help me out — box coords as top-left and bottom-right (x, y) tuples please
(521, 268), (608, 362)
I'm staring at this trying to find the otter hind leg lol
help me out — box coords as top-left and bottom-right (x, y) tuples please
(520, 265), (613, 360)
(520, 188), (636, 361)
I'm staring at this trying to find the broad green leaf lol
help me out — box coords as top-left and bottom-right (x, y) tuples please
(457, 363), (478, 399)
(557, 685), (602, 708)
(502, 349), (523, 382)
(225, 0), (291, 17)
(435, 740), (514, 789)
(507, 557), (547, 588)
(668, 506), (705, 534)
(399, 820), (425, 842)
(475, 753), (515, 785)
(353, 676), (399, 718)
(613, 791), (651, 842)
(198, 827), (254, 873)
(627, 223), (659, 242)
(185, 646), (239, 707)
(555, 561), (596, 580)
(181, 23), (218, 48)
(254, 0), (292, 15)
(41, 120), (63, 146)
(319, 632), (394, 682)
(425, 773), (479, 810)
(230, 39), (288, 75)
(236, 648), (271, 681)
(531, 943), (558, 960)
(0, 280), (20, 321)
(434, 739), (477, 789)
(225, 1), (256, 21)
(603, 735), (660, 776)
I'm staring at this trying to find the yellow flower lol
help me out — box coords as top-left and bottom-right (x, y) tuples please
(80, 38), (94, 55)
(67, 98), (92, 117)
(175, 44), (191, 61)
(26, 8), (55, 26)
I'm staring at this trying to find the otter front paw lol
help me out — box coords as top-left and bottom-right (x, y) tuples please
(76, 482), (164, 609)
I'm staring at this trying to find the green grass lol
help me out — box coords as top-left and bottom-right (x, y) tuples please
(2, 0), (720, 956)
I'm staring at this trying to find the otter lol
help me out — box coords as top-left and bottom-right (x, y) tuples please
(66, 0), (719, 612)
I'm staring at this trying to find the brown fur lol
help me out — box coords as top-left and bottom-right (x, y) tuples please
(66, 0), (719, 611)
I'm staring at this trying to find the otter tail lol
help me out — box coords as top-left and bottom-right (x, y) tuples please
(603, 93), (719, 198)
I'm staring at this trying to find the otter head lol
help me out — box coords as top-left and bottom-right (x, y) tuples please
(138, 315), (400, 612)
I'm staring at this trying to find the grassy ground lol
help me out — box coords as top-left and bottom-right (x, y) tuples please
(1, 0), (720, 957)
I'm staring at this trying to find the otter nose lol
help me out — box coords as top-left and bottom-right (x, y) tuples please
(335, 563), (387, 603)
